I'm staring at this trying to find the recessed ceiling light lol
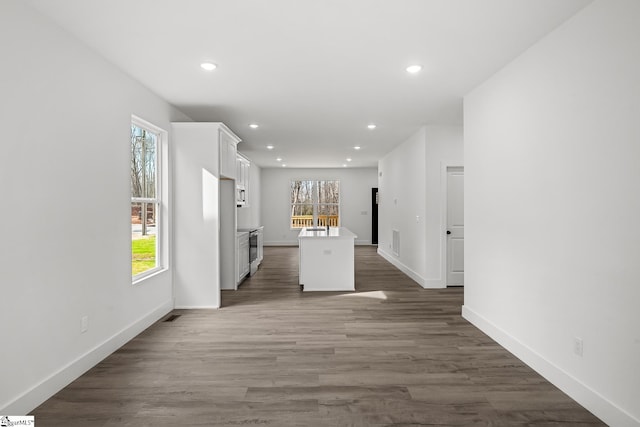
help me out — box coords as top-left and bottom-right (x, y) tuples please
(276, 157), (282, 162)
(406, 65), (422, 74)
(249, 123), (259, 129)
(367, 124), (376, 130)
(346, 158), (352, 162)
(342, 164), (348, 167)
(282, 164), (287, 167)
(354, 146), (361, 150)
(200, 62), (217, 71)
(266, 145), (274, 150)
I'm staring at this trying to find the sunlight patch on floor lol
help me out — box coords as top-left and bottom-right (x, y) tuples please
(336, 290), (388, 300)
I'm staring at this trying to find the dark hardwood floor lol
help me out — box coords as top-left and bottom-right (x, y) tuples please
(33, 246), (604, 426)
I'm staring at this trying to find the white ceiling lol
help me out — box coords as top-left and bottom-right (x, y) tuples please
(27, 0), (591, 168)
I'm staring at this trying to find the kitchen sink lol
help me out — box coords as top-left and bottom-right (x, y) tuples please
(305, 227), (327, 232)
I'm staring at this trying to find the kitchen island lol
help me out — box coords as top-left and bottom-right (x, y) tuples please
(298, 227), (357, 291)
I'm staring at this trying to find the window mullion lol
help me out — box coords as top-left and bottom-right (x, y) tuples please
(313, 180), (318, 227)
(132, 197), (158, 204)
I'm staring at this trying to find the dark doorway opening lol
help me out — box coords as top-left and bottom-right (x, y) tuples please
(372, 188), (378, 244)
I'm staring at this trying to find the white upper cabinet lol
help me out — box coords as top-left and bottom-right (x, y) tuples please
(219, 126), (240, 179)
(236, 153), (251, 206)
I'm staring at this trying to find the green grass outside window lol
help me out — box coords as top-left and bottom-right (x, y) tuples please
(132, 235), (156, 276)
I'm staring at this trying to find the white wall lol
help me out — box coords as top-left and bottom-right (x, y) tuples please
(378, 126), (463, 287)
(463, 1), (640, 425)
(424, 126), (464, 287)
(261, 168), (378, 245)
(237, 157), (262, 228)
(378, 128), (427, 282)
(0, 1), (190, 414)
(172, 124), (223, 305)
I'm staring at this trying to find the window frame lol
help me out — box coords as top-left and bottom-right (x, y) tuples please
(290, 179), (341, 229)
(131, 115), (167, 283)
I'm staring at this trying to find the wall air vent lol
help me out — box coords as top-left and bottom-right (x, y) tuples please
(163, 314), (181, 322)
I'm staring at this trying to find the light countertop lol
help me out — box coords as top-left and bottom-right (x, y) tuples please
(237, 226), (263, 232)
(298, 227), (357, 239)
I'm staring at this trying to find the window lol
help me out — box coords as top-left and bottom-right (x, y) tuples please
(131, 118), (163, 279)
(290, 180), (340, 228)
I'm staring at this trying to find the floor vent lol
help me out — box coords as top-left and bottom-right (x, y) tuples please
(163, 314), (181, 322)
(392, 229), (400, 256)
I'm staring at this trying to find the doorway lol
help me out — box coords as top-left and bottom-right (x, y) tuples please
(372, 188), (378, 244)
(446, 167), (464, 286)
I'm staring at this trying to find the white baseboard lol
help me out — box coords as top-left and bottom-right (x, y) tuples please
(1, 300), (173, 415)
(377, 248), (425, 287)
(173, 305), (219, 309)
(423, 278), (447, 289)
(264, 241), (298, 246)
(462, 305), (640, 427)
(265, 240), (373, 247)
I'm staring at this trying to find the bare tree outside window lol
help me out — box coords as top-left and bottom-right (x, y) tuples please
(290, 180), (340, 228)
(131, 122), (160, 278)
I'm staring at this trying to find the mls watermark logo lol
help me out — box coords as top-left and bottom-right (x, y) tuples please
(0, 416), (35, 426)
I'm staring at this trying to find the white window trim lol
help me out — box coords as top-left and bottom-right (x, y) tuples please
(131, 115), (168, 283)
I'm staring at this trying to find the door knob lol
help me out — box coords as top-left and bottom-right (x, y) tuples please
(446, 230), (451, 235)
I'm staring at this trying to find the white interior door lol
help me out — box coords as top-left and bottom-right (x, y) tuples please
(446, 167), (464, 286)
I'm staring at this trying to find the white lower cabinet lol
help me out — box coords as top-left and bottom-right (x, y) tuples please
(237, 232), (250, 284)
(257, 227), (264, 264)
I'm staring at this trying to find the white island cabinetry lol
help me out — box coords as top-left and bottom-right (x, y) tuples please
(298, 227), (357, 291)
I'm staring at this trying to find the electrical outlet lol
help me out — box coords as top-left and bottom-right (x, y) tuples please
(81, 316), (89, 333)
(573, 337), (583, 357)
